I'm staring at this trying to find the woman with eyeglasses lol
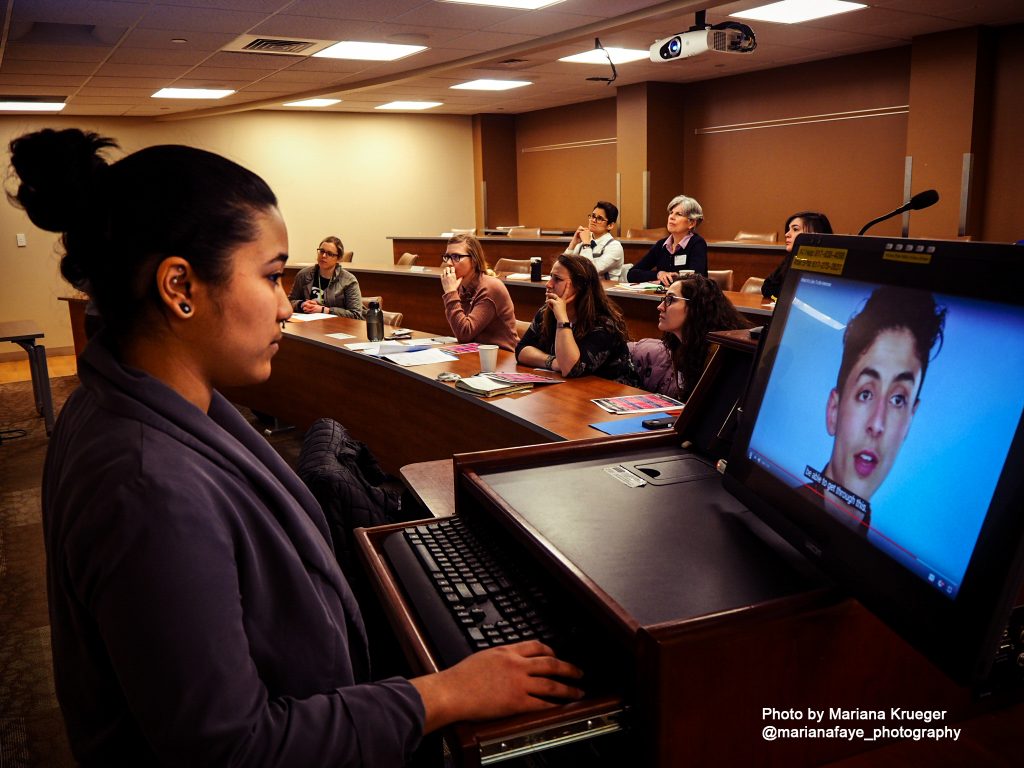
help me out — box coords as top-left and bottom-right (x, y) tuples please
(562, 201), (624, 281)
(516, 254), (639, 384)
(440, 233), (519, 351)
(629, 274), (749, 400)
(288, 236), (365, 318)
(626, 195), (708, 286)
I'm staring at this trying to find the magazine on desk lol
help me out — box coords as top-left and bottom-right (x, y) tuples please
(483, 372), (564, 385)
(591, 393), (684, 414)
(455, 376), (533, 397)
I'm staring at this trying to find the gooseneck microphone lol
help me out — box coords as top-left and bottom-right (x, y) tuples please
(858, 189), (939, 236)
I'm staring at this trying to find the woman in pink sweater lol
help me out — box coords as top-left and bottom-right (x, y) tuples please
(440, 234), (519, 351)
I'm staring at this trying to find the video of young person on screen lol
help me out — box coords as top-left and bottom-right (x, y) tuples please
(747, 274), (1024, 599)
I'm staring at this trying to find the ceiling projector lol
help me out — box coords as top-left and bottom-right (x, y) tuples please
(651, 27), (756, 61)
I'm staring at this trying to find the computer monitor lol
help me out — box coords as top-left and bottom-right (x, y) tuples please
(724, 234), (1024, 686)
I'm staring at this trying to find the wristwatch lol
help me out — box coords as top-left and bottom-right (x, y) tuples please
(557, 321), (574, 330)
(580, 241), (592, 248)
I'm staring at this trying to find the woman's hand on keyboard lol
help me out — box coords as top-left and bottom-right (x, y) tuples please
(412, 640), (583, 732)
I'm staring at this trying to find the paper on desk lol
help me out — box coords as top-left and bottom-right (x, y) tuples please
(287, 312), (335, 322)
(345, 341), (425, 355)
(382, 348), (459, 366)
(505, 272), (549, 281)
(409, 265), (427, 272)
(617, 282), (662, 292)
(326, 332), (356, 340)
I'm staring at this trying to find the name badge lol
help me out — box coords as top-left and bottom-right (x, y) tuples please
(673, 253), (688, 267)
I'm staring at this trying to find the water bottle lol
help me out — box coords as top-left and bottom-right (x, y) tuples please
(365, 300), (384, 341)
(530, 257), (542, 282)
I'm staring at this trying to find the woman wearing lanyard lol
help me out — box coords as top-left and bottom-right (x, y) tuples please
(289, 236), (365, 318)
(626, 195), (708, 286)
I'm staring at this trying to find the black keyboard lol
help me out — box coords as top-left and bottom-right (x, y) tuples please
(383, 516), (561, 669)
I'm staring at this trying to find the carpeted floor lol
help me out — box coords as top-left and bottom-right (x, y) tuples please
(0, 376), (79, 768)
(0, 376), (310, 767)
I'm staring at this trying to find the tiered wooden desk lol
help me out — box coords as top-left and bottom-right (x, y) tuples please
(1, 320), (55, 435)
(222, 316), (666, 475)
(389, 234), (785, 290)
(346, 264), (773, 340)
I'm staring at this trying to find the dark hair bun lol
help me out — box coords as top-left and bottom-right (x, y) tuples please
(8, 128), (117, 232)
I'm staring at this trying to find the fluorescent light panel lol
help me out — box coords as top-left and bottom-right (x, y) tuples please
(0, 100), (66, 111)
(731, 0), (866, 24)
(441, 0), (565, 9)
(283, 98), (341, 107)
(153, 87), (234, 99)
(451, 79), (531, 91)
(375, 101), (443, 110)
(314, 41), (426, 61)
(559, 47), (649, 65)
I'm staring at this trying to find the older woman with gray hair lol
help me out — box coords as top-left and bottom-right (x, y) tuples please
(626, 194), (707, 286)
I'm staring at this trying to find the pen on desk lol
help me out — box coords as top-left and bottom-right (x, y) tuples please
(770, 295), (778, 303)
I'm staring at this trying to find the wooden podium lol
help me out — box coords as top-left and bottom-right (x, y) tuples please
(355, 333), (1019, 767)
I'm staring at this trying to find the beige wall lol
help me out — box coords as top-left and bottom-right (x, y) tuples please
(1, 111), (474, 352)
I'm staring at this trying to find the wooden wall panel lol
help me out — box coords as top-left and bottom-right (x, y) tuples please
(981, 24), (1024, 243)
(515, 99), (617, 230)
(683, 49), (911, 240)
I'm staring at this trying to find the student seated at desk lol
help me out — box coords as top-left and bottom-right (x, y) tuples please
(626, 195), (708, 285)
(562, 200), (624, 281)
(8, 127), (583, 767)
(761, 211), (832, 300)
(629, 274), (750, 400)
(289, 235), (365, 318)
(517, 254), (639, 384)
(440, 234), (519, 351)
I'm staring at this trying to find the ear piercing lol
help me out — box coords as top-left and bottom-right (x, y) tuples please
(179, 302), (192, 315)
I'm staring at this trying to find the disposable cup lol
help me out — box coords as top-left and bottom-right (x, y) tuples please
(478, 344), (499, 373)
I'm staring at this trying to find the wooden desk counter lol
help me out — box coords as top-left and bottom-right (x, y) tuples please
(224, 316), (660, 474)
(347, 264), (773, 341)
(390, 234), (785, 288)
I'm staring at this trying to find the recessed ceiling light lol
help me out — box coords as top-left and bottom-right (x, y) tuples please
(731, 0), (866, 24)
(0, 99), (66, 112)
(375, 101), (443, 110)
(283, 98), (342, 107)
(559, 47), (649, 65)
(152, 87), (234, 99)
(314, 41), (427, 61)
(451, 79), (531, 91)
(441, 0), (565, 8)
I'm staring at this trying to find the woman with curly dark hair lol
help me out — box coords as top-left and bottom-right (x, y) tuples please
(629, 274), (750, 400)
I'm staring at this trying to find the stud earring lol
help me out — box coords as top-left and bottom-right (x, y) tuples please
(179, 302), (192, 315)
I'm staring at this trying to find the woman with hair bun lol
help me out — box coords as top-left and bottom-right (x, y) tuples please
(629, 274), (750, 401)
(7, 128), (581, 766)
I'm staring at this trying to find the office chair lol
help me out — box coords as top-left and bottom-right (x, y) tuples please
(506, 227), (541, 238)
(361, 296), (383, 310)
(733, 230), (777, 243)
(709, 270), (734, 292)
(341, 251), (354, 263)
(494, 258), (532, 273)
(740, 276), (765, 294)
(382, 310), (403, 327)
(515, 319), (532, 338)
(396, 253), (419, 266)
(624, 227), (669, 240)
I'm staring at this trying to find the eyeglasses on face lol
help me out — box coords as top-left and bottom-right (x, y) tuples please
(441, 253), (469, 263)
(587, 213), (608, 223)
(316, 248), (340, 258)
(659, 294), (689, 308)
